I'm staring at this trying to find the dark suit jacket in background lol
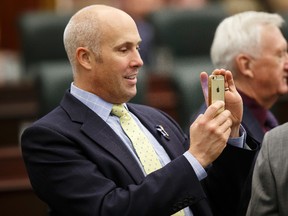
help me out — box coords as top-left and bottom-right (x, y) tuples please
(21, 91), (259, 216)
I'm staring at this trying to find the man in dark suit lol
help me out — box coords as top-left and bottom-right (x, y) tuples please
(21, 5), (258, 216)
(191, 11), (288, 215)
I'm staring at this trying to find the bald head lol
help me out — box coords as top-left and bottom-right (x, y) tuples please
(63, 5), (137, 72)
(62, 4), (143, 103)
(72, 4), (133, 24)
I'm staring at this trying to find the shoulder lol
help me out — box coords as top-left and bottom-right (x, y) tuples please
(261, 123), (288, 161)
(265, 122), (288, 141)
(32, 106), (69, 127)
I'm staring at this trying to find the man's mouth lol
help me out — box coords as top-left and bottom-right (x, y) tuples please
(125, 74), (137, 80)
(284, 76), (288, 84)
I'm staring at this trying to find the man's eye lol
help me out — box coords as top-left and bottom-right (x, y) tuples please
(136, 46), (141, 51)
(120, 48), (128, 52)
(278, 51), (287, 59)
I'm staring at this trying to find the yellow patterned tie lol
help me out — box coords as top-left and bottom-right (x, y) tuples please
(112, 104), (184, 216)
(111, 104), (162, 174)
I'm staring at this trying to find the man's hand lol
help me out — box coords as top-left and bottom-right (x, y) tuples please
(200, 69), (243, 137)
(189, 101), (232, 167)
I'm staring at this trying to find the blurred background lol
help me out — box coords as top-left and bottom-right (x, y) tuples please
(1, 0), (288, 215)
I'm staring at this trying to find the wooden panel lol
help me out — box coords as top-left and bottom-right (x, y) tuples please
(145, 74), (179, 122)
(0, 146), (47, 216)
(0, 147), (28, 181)
(0, 190), (47, 216)
(0, 80), (38, 146)
(0, 0), (55, 51)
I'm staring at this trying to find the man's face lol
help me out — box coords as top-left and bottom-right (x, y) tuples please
(89, 15), (143, 104)
(250, 25), (288, 104)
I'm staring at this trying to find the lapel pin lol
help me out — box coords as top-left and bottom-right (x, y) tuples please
(156, 125), (170, 140)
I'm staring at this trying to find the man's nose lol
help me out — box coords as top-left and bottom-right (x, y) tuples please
(131, 50), (144, 67)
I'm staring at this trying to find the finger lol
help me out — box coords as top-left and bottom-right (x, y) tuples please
(200, 72), (208, 106)
(211, 68), (226, 76)
(203, 100), (225, 120)
(223, 127), (232, 141)
(211, 110), (232, 134)
(212, 69), (236, 92)
(217, 116), (232, 134)
(224, 70), (237, 92)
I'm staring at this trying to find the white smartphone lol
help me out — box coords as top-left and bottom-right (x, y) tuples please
(208, 74), (225, 113)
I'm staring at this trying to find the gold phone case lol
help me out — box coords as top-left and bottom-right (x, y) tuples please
(208, 75), (225, 112)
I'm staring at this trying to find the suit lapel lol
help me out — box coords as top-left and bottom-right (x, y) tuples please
(61, 92), (144, 183)
(127, 104), (185, 159)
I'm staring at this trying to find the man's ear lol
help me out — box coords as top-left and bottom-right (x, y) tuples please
(76, 47), (93, 70)
(235, 54), (254, 78)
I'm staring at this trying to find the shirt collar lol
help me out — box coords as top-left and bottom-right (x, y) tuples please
(70, 83), (117, 122)
(238, 90), (267, 127)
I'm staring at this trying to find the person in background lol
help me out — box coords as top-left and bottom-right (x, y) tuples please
(210, 11), (288, 142)
(261, 0), (288, 13)
(164, 0), (209, 9)
(246, 122), (288, 215)
(191, 11), (288, 215)
(21, 5), (258, 216)
(193, 11), (288, 145)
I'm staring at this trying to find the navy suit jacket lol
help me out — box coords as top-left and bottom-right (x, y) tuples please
(21, 91), (258, 216)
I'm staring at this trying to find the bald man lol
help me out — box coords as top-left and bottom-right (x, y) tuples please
(21, 5), (258, 216)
